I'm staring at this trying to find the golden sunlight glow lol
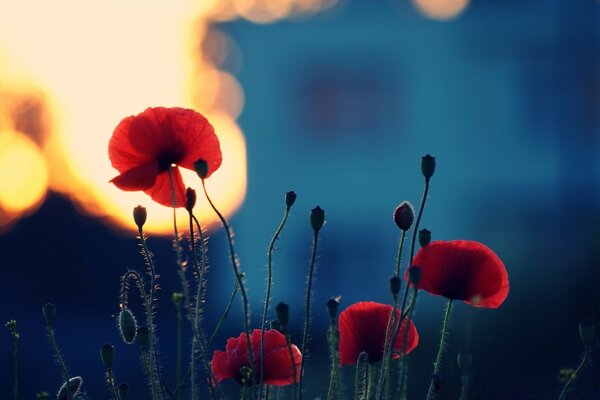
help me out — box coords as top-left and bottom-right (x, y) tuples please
(0, 0), (335, 234)
(412, 0), (470, 20)
(0, 130), (48, 214)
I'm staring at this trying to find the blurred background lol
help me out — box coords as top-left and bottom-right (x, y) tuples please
(1, 0), (599, 398)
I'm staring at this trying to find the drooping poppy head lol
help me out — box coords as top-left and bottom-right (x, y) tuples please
(211, 329), (302, 387)
(108, 107), (222, 208)
(338, 301), (419, 366)
(409, 240), (509, 308)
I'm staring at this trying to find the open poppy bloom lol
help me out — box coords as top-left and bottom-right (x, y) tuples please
(410, 240), (509, 308)
(338, 301), (418, 366)
(211, 329), (302, 386)
(109, 107), (222, 208)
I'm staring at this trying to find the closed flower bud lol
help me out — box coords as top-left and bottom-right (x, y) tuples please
(326, 297), (340, 320)
(118, 308), (137, 344)
(409, 266), (421, 286)
(57, 376), (83, 400)
(286, 191), (297, 208)
(186, 188), (196, 212)
(390, 276), (401, 297)
(418, 229), (431, 247)
(100, 343), (114, 369)
(172, 292), (183, 306)
(276, 302), (289, 327)
(42, 303), (56, 325)
(579, 319), (595, 347)
(311, 206), (325, 232)
(457, 351), (472, 371)
(117, 383), (129, 400)
(133, 206), (147, 230)
(421, 154), (436, 181)
(393, 202), (414, 231)
(137, 326), (149, 349)
(270, 319), (282, 332)
(194, 159), (209, 180)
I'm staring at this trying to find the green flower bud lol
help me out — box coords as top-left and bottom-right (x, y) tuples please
(286, 191), (297, 208)
(418, 229), (431, 247)
(457, 351), (472, 371)
(310, 206), (325, 232)
(117, 308), (137, 344)
(133, 206), (147, 230)
(421, 154), (436, 181)
(276, 302), (289, 327)
(42, 303), (56, 325)
(57, 377), (83, 400)
(393, 202), (414, 232)
(194, 159), (209, 180)
(579, 319), (595, 347)
(100, 343), (115, 369)
(185, 188), (196, 212)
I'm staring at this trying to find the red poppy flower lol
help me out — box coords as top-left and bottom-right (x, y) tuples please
(211, 329), (302, 386)
(410, 240), (509, 308)
(338, 301), (418, 366)
(108, 107), (222, 208)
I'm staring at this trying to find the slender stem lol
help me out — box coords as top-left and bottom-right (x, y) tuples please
(175, 299), (183, 400)
(326, 323), (344, 400)
(286, 335), (298, 400)
(106, 369), (120, 400)
(201, 179), (255, 399)
(259, 205), (292, 399)
(395, 231), (406, 277)
(264, 385), (271, 400)
(46, 324), (71, 400)
(299, 231), (320, 400)
(140, 341), (161, 400)
(209, 281), (240, 344)
(459, 372), (469, 400)
(6, 322), (19, 400)
(558, 350), (589, 400)
(426, 300), (453, 400)
(397, 289), (418, 400)
(354, 353), (369, 400)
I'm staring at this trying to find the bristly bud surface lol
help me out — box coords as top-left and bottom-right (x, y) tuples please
(117, 308), (137, 344)
(42, 303), (55, 325)
(137, 326), (149, 349)
(310, 206), (325, 232)
(421, 154), (436, 181)
(285, 191), (297, 208)
(409, 266), (422, 286)
(579, 319), (595, 347)
(393, 201), (414, 231)
(276, 302), (289, 327)
(457, 351), (472, 371)
(185, 187), (196, 212)
(193, 159), (209, 180)
(390, 276), (401, 297)
(419, 229), (431, 247)
(118, 383), (129, 400)
(57, 376), (83, 400)
(100, 343), (114, 368)
(326, 297), (341, 320)
(133, 206), (147, 230)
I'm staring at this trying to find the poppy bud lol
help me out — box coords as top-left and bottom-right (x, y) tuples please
(172, 292), (183, 306)
(42, 303), (55, 325)
(286, 191), (297, 208)
(57, 376), (83, 400)
(457, 351), (472, 371)
(118, 383), (129, 400)
(326, 297), (340, 320)
(421, 154), (436, 181)
(419, 229), (431, 247)
(194, 159), (209, 180)
(186, 188), (196, 212)
(100, 343), (114, 369)
(118, 308), (137, 344)
(390, 276), (401, 297)
(393, 202), (414, 231)
(409, 266), (421, 286)
(276, 302), (289, 327)
(133, 206), (147, 230)
(579, 319), (595, 347)
(311, 206), (325, 232)
(137, 326), (149, 349)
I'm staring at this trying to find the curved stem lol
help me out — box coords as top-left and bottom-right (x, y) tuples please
(201, 179), (255, 400)
(426, 300), (453, 400)
(46, 324), (71, 400)
(259, 205), (292, 399)
(558, 350), (589, 400)
(298, 231), (320, 400)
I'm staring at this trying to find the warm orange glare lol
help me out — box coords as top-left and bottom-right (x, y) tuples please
(412, 0), (469, 20)
(0, 130), (48, 213)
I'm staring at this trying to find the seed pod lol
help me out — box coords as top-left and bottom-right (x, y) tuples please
(418, 229), (431, 247)
(393, 202), (414, 232)
(117, 308), (137, 344)
(194, 159), (209, 180)
(390, 276), (401, 297)
(100, 343), (114, 369)
(421, 154), (436, 180)
(186, 188), (197, 212)
(310, 206), (325, 232)
(133, 206), (147, 230)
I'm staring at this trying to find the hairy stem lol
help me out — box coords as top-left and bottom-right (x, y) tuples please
(426, 300), (453, 400)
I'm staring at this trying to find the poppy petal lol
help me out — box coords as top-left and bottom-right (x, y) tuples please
(143, 168), (187, 208)
(110, 161), (158, 191)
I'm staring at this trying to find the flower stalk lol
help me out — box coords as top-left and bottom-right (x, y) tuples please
(426, 300), (453, 400)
